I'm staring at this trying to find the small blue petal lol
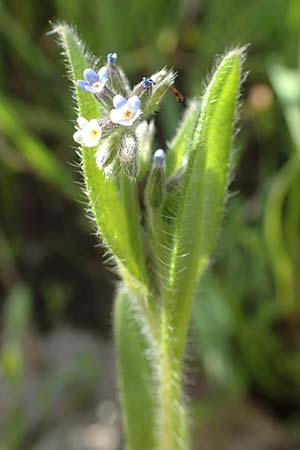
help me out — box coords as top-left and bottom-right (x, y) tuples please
(83, 68), (99, 85)
(153, 149), (165, 167)
(77, 80), (89, 91)
(113, 95), (127, 109)
(107, 52), (117, 63)
(98, 66), (108, 82)
(127, 96), (141, 113)
(84, 85), (99, 93)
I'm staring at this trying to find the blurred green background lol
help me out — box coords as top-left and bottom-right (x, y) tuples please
(0, 0), (300, 449)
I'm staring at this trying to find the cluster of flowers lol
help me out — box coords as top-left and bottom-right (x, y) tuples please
(73, 52), (174, 178)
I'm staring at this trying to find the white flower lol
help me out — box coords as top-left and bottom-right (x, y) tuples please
(73, 117), (102, 148)
(110, 95), (141, 127)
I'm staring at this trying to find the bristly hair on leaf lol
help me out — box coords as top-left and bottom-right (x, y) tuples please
(50, 22), (97, 108)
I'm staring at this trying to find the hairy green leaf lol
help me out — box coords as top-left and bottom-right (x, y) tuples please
(166, 99), (199, 178)
(53, 23), (147, 286)
(162, 49), (245, 354)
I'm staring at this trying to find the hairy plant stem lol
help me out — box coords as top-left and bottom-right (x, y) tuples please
(119, 175), (161, 345)
(159, 309), (186, 450)
(159, 281), (198, 450)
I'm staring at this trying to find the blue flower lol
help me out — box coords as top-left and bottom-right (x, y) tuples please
(142, 77), (155, 89)
(107, 52), (117, 64)
(77, 66), (108, 93)
(110, 95), (141, 127)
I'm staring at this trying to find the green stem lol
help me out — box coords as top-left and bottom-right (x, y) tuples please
(119, 175), (160, 344)
(159, 310), (186, 450)
(114, 288), (159, 450)
(159, 279), (198, 450)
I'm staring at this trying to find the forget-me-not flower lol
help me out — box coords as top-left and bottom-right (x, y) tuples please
(77, 67), (108, 94)
(73, 117), (102, 147)
(110, 95), (141, 127)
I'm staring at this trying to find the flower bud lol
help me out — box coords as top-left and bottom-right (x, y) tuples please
(153, 149), (165, 167)
(136, 120), (155, 179)
(95, 137), (118, 169)
(123, 155), (138, 179)
(145, 149), (166, 208)
(104, 159), (121, 179)
(119, 133), (139, 179)
(106, 52), (130, 96)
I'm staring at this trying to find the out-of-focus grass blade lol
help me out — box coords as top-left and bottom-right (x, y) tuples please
(1, 284), (31, 384)
(263, 155), (299, 313)
(0, 94), (77, 201)
(1, 283), (31, 449)
(266, 61), (300, 312)
(7, 96), (71, 136)
(269, 64), (300, 152)
(0, 1), (52, 76)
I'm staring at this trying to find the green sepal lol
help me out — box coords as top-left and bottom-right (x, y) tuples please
(145, 163), (165, 209)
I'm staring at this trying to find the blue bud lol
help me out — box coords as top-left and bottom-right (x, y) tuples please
(107, 52), (117, 64)
(153, 149), (165, 167)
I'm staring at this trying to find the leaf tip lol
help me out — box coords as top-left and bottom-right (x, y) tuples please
(225, 44), (250, 65)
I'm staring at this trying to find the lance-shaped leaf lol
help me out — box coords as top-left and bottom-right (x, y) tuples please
(53, 23), (147, 286)
(114, 288), (158, 450)
(162, 49), (245, 355)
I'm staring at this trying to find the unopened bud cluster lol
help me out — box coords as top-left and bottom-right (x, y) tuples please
(73, 52), (175, 179)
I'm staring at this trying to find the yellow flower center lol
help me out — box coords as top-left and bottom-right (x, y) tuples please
(90, 128), (100, 137)
(122, 109), (134, 120)
(92, 81), (101, 89)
